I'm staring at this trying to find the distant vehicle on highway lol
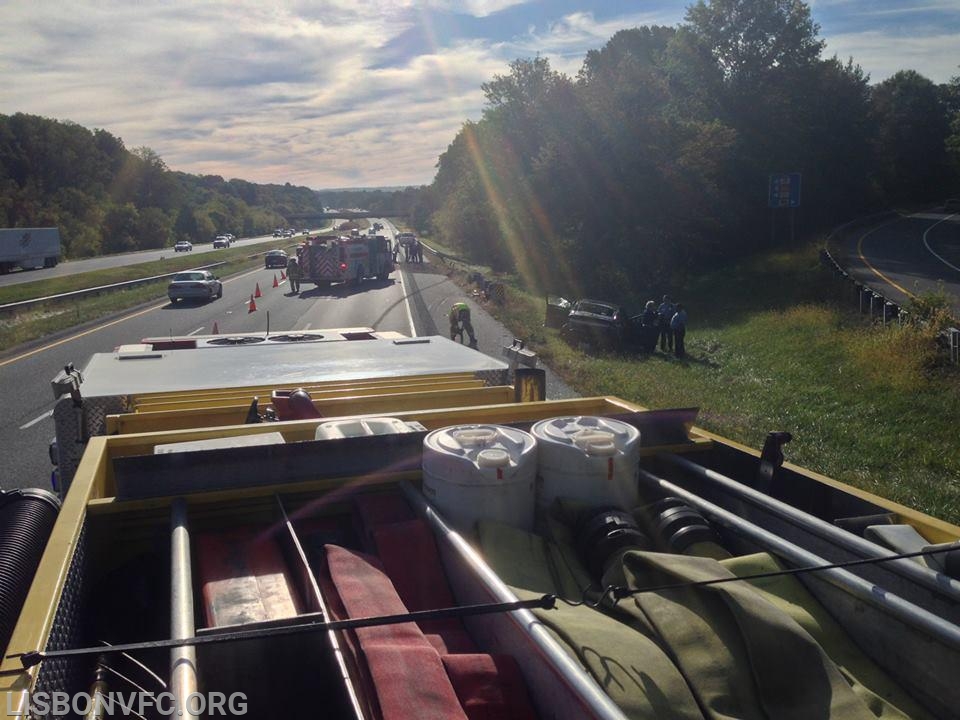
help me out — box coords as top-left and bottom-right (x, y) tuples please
(0, 227), (60, 273)
(174, 240), (193, 252)
(213, 235), (231, 248)
(168, 270), (222, 303)
(264, 249), (288, 268)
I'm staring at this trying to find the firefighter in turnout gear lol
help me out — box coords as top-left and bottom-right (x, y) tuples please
(449, 301), (477, 347)
(287, 255), (302, 294)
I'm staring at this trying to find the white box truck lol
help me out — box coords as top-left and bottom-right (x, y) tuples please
(0, 227), (61, 273)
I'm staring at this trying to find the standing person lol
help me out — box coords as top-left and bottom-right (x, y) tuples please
(286, 255), (301, 294)
(392, 239), (400, 263)
(671, 303), (688, 358)
(641, 300), (658, 353)
(657, 295), (675, 353)
(448, 301), (477, 346)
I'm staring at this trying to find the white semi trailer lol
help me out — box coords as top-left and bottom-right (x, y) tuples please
(0, 227), (60, 273)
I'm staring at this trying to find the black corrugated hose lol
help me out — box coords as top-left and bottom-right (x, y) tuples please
(0, 488), (61, 657)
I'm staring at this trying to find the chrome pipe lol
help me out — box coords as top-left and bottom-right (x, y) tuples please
(170, 498), (198, 720)
(661, 453), (960, 603)
(638, 468), (960, 651)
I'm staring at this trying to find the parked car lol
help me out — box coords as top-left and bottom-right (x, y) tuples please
(265, 249), (289, 268)
(174, 240), (193, 252)
(168, 270), (222, 303)
(213, 235), (231, 248)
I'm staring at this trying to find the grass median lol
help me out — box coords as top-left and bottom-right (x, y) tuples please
(432, 240), (960, 525)
(0, 244), (289, 352)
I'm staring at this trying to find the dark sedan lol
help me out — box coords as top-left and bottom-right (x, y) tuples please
(265, 249), (289, 268)
(168, 270), (222, 303)
(547, 296), (645, 350)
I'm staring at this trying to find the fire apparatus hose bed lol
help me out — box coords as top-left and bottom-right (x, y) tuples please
(477, 504), (929, 720)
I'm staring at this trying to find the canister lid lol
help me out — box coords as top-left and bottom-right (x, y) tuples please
(572, 430), (617, 456)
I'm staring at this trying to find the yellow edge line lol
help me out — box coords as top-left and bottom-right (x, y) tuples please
(0, 266), (264, 369)
(857, 224), (915, 300)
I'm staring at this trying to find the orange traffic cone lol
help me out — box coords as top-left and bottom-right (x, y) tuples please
(212, 321), (219, 334)
(281, 270), (286, 281)
(254, 283), (262, 298)
(272, 274), (278, 288)
(248, 294), (257, 313)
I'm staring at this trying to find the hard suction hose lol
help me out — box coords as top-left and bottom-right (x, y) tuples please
(0, 488), (62, 656)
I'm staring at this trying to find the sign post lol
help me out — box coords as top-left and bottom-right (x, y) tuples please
(768, 173), (802, 244)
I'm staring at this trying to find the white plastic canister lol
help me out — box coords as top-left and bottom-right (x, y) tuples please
(421, 424), (537, 533)
(530, 416), (640, 513)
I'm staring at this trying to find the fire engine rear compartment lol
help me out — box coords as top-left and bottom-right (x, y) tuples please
(74, 492), (364, 719)
(34, 473), (581, 720)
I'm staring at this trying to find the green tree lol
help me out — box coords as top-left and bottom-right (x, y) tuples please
(102, 204), (139, 253)
(872, 70), (952, 203)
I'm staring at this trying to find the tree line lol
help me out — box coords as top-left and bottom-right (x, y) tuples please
(410, 0), (960, 300)
(4, 0), (958, 290)
(0, 114), (339, 258)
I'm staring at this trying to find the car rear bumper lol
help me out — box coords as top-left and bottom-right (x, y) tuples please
(169, 289), (215, 300)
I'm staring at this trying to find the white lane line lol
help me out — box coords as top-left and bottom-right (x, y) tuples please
(187, 327), (205, 336)
(302, 323), (312, 331)
(923, 214), (960, 273)
(20, 409), (53, 430)
(398, 270), (417, 337)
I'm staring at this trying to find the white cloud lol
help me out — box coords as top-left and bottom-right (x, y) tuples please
(824, 30), (960, 82)
(2, 1), (959, 189)
(508, 9), (687, 76)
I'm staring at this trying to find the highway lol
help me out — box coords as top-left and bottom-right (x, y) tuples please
(0, 231), (317, 288)
(0, 220), (575, 492)
(836, 208), (960, 317)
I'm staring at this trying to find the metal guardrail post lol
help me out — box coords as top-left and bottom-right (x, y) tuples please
(884, 302), (896, 326)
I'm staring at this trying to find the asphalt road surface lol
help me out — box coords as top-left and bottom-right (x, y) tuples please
(0, 221), (574, 492)
(835, 208), (960, 317)
(0, 231), (320, 288)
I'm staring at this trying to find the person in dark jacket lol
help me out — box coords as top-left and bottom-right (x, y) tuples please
(657, 295), (675, 352)
(671, 303), (688, 358)
(640, 300), (658, 353)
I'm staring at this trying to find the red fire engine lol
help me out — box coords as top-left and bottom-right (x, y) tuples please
(297, 234), (394, 287)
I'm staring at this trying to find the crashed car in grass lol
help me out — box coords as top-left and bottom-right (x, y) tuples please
(546, 295), (645, 350)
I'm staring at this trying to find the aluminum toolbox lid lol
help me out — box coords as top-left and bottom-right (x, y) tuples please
(76, 334), (509, 398)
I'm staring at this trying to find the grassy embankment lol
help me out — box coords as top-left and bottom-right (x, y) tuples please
(0, 242), (298, 352)
(425, 237), (960, 525)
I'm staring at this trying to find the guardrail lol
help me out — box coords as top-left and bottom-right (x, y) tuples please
(821, 210), (960, 363)
(0, 261), (227, 317)
(821, 211), (906, 325)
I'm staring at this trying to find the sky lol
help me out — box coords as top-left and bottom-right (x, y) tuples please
(2, 1), (959, 190)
